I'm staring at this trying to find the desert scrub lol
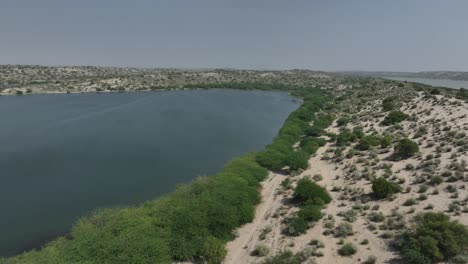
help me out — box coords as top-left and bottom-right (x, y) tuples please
(259, 225), (272, 240)
(338, 242), (357, 256)
(283, 217), (308, 236)
(363, 255), (377, 264)
(395, 212), (468, 263)
(394, 138), (419, 159)
(262, 250), (302, 264)
(403, 198), (417, 206)
(371, 177), (401, 199)
(293, 177), (332, 205)
(334, 222), (353, 237)
(252, 243), (270, 256)
(381, 111), (409, 126)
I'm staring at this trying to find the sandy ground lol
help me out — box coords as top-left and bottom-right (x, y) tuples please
(223, 93), (468, 264)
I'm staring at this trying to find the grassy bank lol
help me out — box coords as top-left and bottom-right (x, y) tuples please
(1, 84), (332, 264)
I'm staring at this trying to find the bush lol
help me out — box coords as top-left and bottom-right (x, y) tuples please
(252, 243), (270, 256)
(336, 116), (350, 127)
(430, 176), (443, 185)
(334, 223), (353, 237)
(363, 255), (377, 264)
(262, 250), (302, 264)
(293, 177), (332, 205)
(394, 139), (419, 159)
(403, 198), (417, 206)
(299, 138), (319, 154)
(336, 129), (359, 146)
(372, 177), (401, 199)
(283, 217), (309, 236)
(297, 204), (323, 222)
(338, 243), (357, 256)
(382, 96), (397, 111)
(287, 151), (309, 171)
(396, 212), (468, 263)
(380, 135), (393, 148)
(202, 237), (227, 264)
(356, 135), (381, 151)
(382, 111), (409, 126)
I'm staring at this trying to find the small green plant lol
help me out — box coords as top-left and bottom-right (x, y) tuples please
(403, 198), (417, 206)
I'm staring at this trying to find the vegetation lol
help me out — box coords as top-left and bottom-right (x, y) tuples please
(356, 135), (381, 150)
(2, 84), (332, 264)
(382, 96), (397, 111)
(381, 111), (409, 126)
(284, 177), (331, 236)
(293, 177), (332, 205)
(394, 139), (419, 159)
(395, 212), (468, 263)
(262, 250), (302, 264)
(372, 177), (401, 199)
(256, 88), (332, 171)
(338, 242), (357, 256)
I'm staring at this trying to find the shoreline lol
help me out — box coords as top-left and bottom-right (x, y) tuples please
(2, 84), (330, 263)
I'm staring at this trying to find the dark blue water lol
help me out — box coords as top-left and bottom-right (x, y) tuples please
(0, 89), (299, 256)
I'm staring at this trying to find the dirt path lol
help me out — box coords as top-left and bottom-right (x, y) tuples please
(223, 172), (285, 264)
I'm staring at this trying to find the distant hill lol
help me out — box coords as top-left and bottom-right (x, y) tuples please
(337, 71), (468, 81)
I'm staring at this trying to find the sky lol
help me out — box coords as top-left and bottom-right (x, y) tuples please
(1, 0), (467, 71)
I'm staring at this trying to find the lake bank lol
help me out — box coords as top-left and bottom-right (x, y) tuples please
(2, 86), (331, 264)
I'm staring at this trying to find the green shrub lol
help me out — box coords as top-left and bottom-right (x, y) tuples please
(363, 255), (377, 264)
(202, 236), (227, 264)
(382, 111), (409, 126)
(297, 204), (323, 222)
(299, 138), (319, 154)
(372, 177), (401, 199)
(380, 135), (393, 148)
(403, 198), (417, 206)
(334, 222), (353, 237)
(262, 250), (302, 264)
(283, 217), (309, 236)
(337, 116), (350, 127)
(252, 243), (270, 256)
(382, 96), (397, 111)
(338, 243), (357, 256)
(356, 135), (381, 151)
(287, 151), (309, 171)
(336, 129), (359, 146)
(397, 212), (468, 263)
(430, 176), (443, 185)
(293, 177), (332, 205)
(394, 139), (419, 159)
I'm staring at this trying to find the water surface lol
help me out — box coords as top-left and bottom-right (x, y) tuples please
(384, 77), (468, 89)
(0, 89), (299, 256)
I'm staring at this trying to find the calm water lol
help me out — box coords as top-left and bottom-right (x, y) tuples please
(384, 77), (468, 89)
(0, 90), (299, 256)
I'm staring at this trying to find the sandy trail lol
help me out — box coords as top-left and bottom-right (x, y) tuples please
(224, 172), (285, 264)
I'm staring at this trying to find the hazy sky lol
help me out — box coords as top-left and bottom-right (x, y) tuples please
(1, 0), (467, 71)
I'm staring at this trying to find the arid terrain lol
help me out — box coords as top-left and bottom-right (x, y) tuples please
(1, 65), (467, 264)
(224, 81), (468, 264)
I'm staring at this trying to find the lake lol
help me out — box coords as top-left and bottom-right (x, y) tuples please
(0, 89), (299, 257)
(383, 77), (468, 89)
